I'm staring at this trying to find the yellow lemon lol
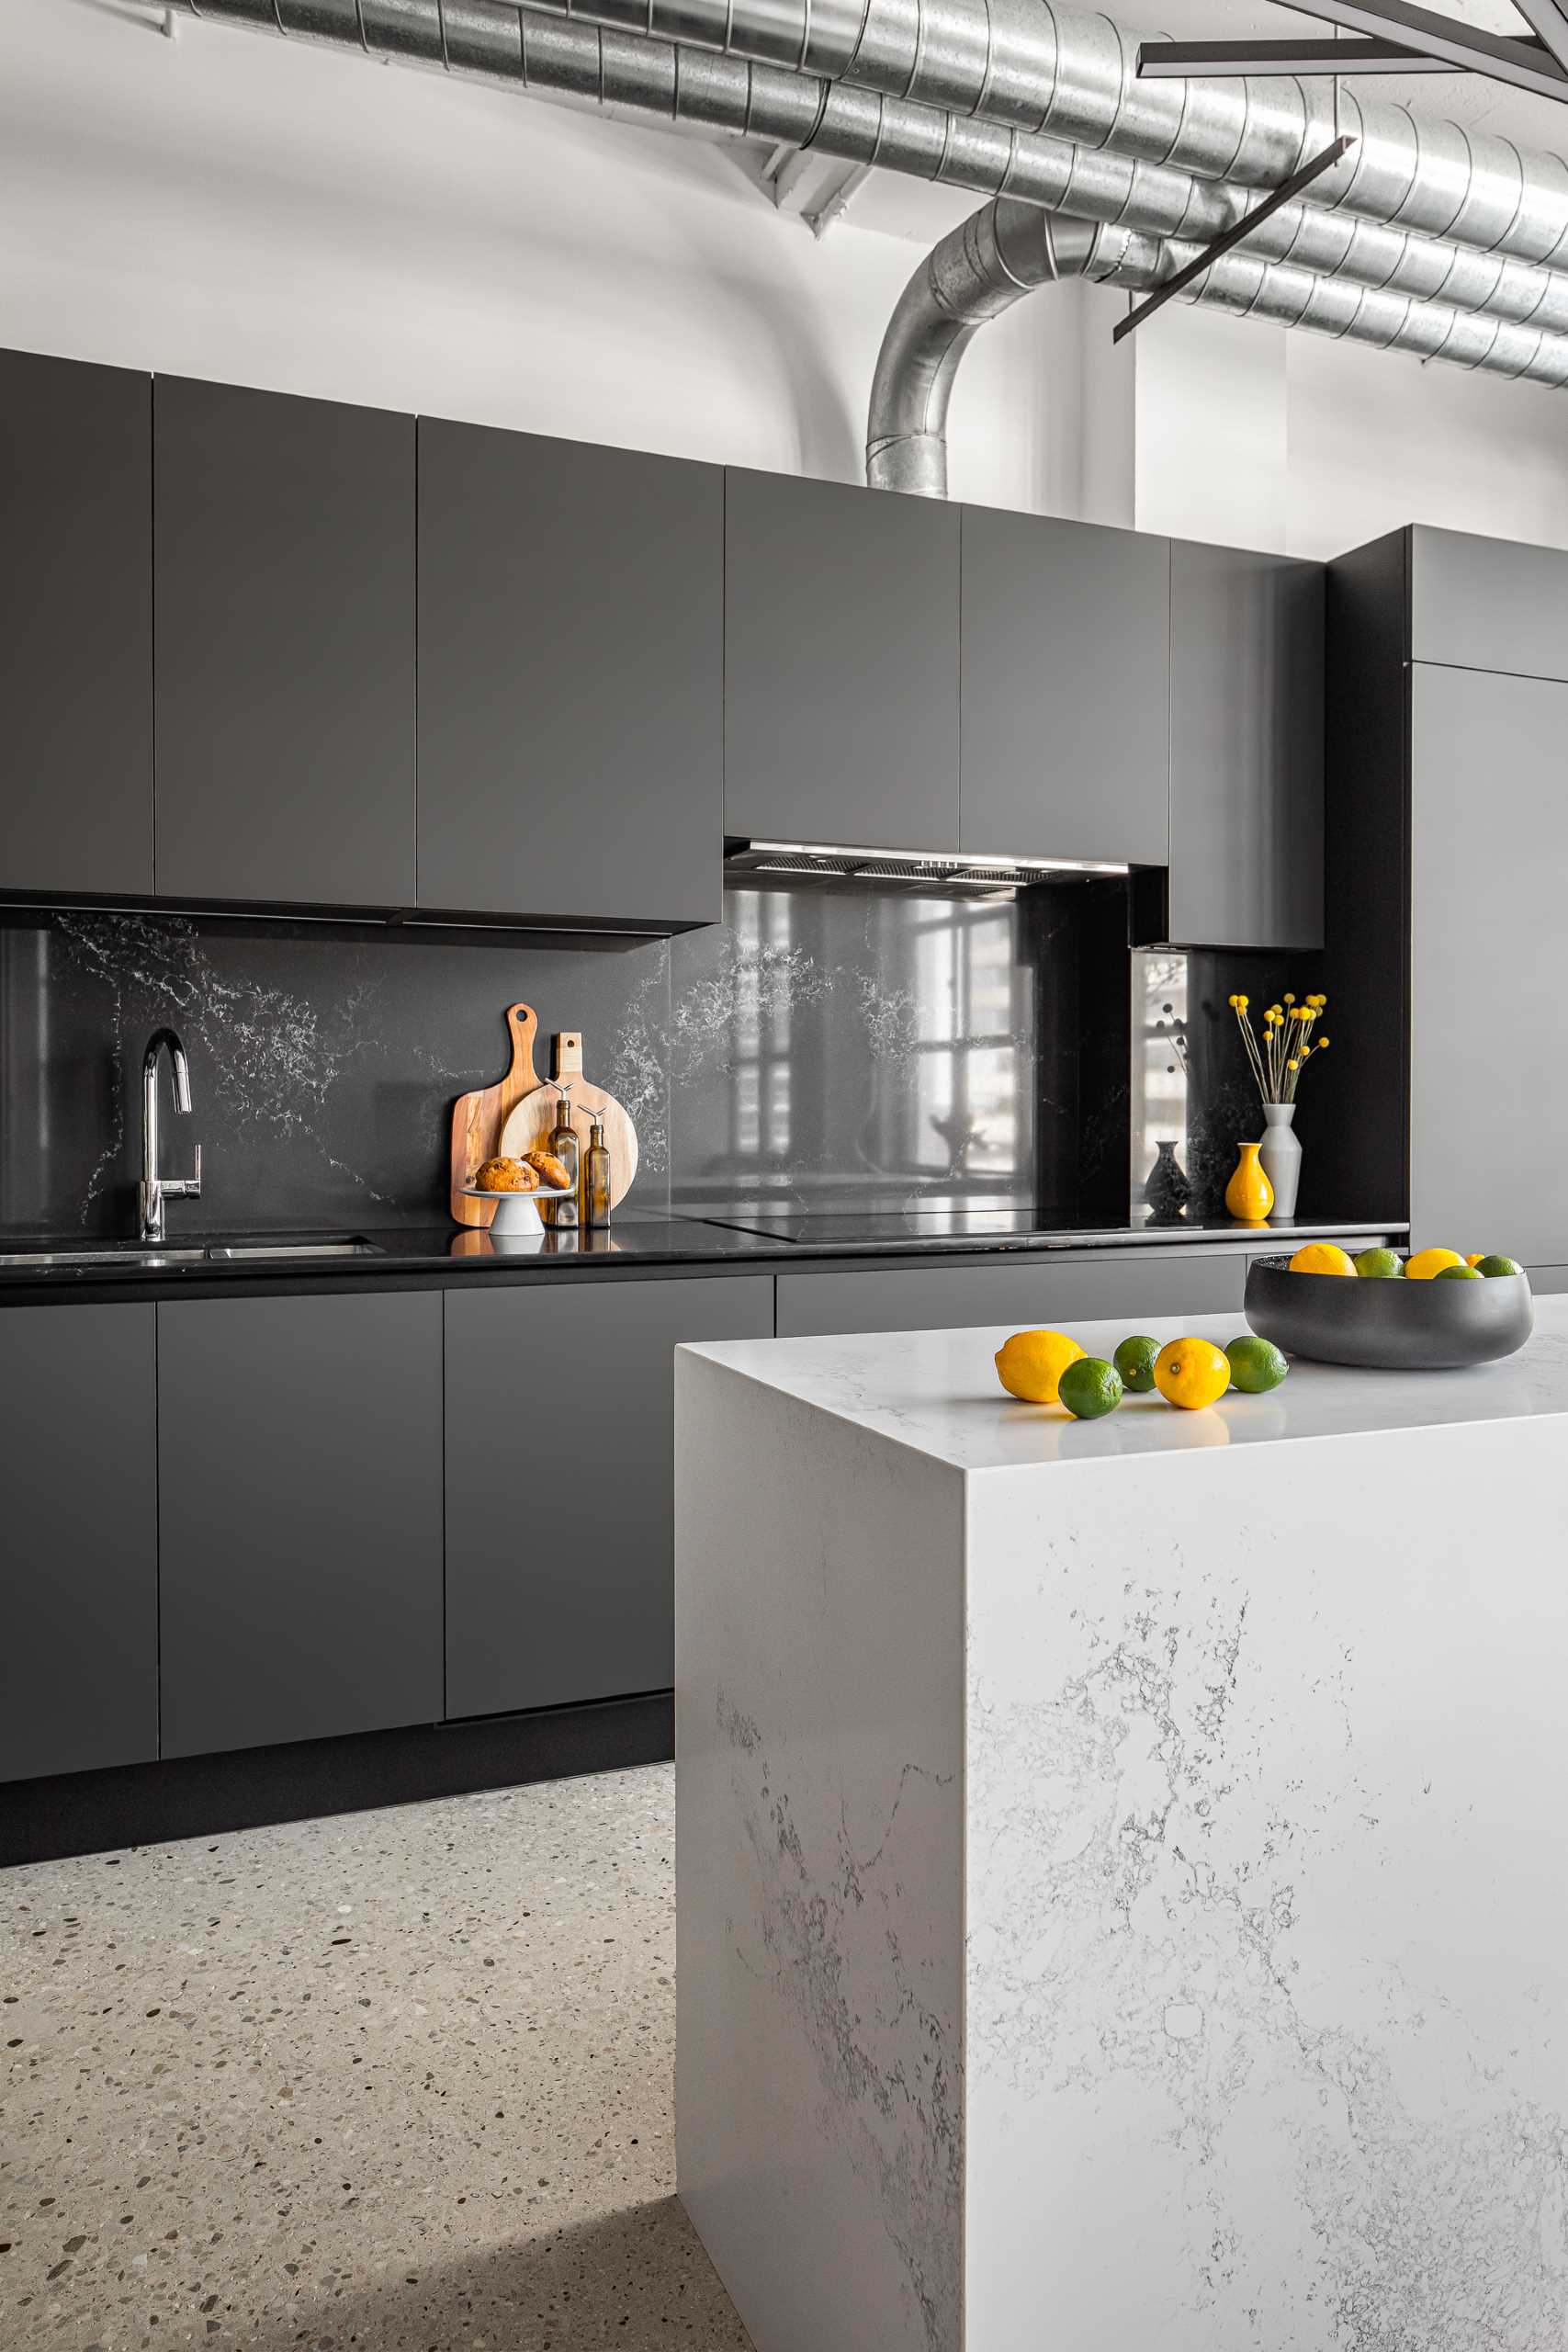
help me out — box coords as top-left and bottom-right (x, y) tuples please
(1466, 1253), (1486, 1269)
(1153, 1337), (1232, 1411)
(995, 1329), (1085, 1406)
(1405, 1247), (1466, 1281)
(1289, 1242), (1356, 1277)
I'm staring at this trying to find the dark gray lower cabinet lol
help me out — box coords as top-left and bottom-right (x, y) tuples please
(776, 1251), (1253, 1339)
(158, 1293), (443, 1758)
(445, 1275), (773, 1718)
(0, 1305), (159, 1783)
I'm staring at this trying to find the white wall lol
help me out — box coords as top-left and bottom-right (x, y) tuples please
(3, 0), (1567, 555)
(0, 0), (1070, 511)
(1284, 333), (1568, 560)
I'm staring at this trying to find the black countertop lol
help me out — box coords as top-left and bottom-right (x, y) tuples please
(0, 1213), (1409, 1305)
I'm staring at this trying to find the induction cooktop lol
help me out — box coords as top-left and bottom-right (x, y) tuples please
(696, 1204), (1402, 1251)
(697, 1204), (1166, 1249)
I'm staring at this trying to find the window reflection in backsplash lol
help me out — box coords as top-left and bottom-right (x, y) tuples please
(667, 876), (1129, 1219)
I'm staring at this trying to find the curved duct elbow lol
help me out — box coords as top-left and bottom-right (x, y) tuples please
(868, 198), (1568, 496)
(867, 208), (1108, 495)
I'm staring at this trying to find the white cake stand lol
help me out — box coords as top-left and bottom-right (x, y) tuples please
(459, 1180), (575, 1237)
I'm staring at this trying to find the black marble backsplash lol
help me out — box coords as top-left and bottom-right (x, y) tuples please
(0, 880), (1321, 1241)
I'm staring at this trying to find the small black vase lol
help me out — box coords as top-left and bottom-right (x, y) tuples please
(1144, 1139), (1192, 1223)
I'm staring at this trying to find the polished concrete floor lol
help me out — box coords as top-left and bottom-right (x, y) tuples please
(0, 1764), (752, 2350)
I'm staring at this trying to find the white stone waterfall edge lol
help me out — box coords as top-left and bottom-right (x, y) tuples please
(675, 1312), (1568, 2351)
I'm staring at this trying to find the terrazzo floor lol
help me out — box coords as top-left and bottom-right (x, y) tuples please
(0, 1763), (753, 2351)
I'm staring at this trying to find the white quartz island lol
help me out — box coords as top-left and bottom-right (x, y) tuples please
(674, 1303), (1568, 2352)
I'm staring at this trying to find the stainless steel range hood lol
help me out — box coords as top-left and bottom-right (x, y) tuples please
(724, 839), (1132, 899)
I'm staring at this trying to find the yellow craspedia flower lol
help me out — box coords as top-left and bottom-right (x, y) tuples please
(1284, 992), (1296, 1005)
(1287, 1057), (1300, 1071)
(1318, 1036), (1330, 1049)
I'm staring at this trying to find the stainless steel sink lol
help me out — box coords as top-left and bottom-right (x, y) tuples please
(205, 1241), (380, 1260)
(0, 1238), (380, 1269)
(0, 1246), (209, 1268)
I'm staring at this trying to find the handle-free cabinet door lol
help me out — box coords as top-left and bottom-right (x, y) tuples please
(154, 376), (416, 907)
(1410, 525), (1568, 683)
(1, 350), (153, 898)
(960, 509), (1169, 865)
(418, 422), (723, 927)
(775, 1251), (1245, 1338)
(0, 1304), (159, 1782)
(725, 469), (961, 851)
(445, 1274), (773, 1718)
(158, 1292), (443, 1757)
(1167, 540), (1324, 949)
(1410, 664), (1568, 1265)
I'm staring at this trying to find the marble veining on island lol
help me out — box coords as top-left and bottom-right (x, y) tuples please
(675, 1307), (1568, 2351)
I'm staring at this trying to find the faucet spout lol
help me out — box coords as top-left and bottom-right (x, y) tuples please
(140, 1027), (203, 1243)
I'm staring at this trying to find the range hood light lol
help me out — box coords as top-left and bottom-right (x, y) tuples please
(727, 839), (1132, 889)
(752, 840), (1130, 875)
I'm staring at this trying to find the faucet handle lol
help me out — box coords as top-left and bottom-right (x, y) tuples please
(165, 1143), (202, 1201)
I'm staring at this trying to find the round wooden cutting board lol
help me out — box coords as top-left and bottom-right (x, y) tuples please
(498, 1030), (638, 1211)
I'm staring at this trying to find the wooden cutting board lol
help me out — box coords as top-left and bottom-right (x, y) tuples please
(498, 1030), (639, 1211)
(448, 1002), (543, 1230)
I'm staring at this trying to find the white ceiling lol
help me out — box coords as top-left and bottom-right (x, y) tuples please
(842, 0), (1568, 243)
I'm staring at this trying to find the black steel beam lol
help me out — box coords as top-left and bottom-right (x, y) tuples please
(1136, 0), (1568, 102)
(1111, 134), (1356, 346)
(1508, 0), (1568, 74)
(1137, 35), (1460, 74)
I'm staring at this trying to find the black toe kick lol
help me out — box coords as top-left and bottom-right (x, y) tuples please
(0, 1694), (673, 1870)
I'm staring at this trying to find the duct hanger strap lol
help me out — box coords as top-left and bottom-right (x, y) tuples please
(1113, 133), (1357, 342)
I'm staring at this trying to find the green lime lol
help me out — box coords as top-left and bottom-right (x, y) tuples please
(1224, 1335), (1289, 1394)
(1354, 1247), (1404, 1279)
(1476, 1254), (1524, 1278)
(1112, 1334), (1160, 1395)
(1436, 1263), (1483, 1279)
(1058, 1357), (1123, 1420)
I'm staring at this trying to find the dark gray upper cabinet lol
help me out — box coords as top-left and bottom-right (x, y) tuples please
(1167, 539), (1324, 950)
(445, 1274), (773, 1719)
(418, 422), (723, 927)
(153, 376), (416, 907)
(1409, 664), (1568, 1265)
(725, 469), (961, 852)
(0, 1303), (159, 1784)
(960, 509), (1169, 865)
(158, 1292), (443, 1758)
(1409, 525), (1568, 682)
(1, 349), (153, 899)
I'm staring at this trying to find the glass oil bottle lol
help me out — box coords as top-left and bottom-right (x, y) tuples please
(584, 1107), (612, 1228)
(544, 1083), (581, 1230)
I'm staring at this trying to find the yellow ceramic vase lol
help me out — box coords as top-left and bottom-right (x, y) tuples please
(1224, 1140), (1275, 1223)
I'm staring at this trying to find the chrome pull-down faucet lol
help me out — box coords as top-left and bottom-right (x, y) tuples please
(140, 1026), (203, 1243)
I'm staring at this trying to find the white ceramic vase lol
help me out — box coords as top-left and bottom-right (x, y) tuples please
(1258, 1101), (1302, 1221)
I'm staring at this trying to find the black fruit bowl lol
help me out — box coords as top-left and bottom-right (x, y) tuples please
(1244, 1254), (1534, 1370)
